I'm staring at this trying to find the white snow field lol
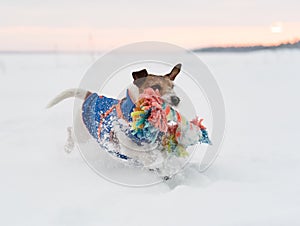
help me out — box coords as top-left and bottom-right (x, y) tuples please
(0, 50), (299, 226)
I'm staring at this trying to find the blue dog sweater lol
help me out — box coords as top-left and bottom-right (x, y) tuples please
(82, 89), (135, 141)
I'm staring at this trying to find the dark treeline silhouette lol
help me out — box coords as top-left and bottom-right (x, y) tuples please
(194, 40), (300, 53)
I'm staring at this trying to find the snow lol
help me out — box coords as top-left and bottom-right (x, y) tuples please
(0, 50), (299, 225)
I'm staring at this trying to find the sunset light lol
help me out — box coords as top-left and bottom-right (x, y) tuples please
(270, 22), (283, 33)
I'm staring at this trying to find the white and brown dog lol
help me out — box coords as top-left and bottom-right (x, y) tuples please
(48, 63), (211, 178)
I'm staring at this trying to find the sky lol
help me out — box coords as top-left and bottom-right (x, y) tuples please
(1, 0), (300, 51)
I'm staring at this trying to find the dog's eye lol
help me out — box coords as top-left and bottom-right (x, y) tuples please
(151, 85), (161, 91)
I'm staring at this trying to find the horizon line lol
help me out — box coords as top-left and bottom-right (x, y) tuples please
(1, 38), (299, 54)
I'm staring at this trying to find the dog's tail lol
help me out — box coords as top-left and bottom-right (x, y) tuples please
(46, 88), (90, 108)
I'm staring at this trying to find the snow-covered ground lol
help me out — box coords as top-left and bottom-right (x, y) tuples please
(0, 50), (299, 226)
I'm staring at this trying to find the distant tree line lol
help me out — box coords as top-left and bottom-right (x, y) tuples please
(194, 40), (300, 53)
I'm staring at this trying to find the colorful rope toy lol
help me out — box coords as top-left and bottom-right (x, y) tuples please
(129, 88), (211, 157)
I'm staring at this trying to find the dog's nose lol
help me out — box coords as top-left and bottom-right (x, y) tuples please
(171, 96), (180, 106)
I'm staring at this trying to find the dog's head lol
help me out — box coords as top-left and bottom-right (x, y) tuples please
(132, 64), (181, 106)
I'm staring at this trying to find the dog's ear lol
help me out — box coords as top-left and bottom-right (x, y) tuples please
(132, 69), (148, 87)
(165, 63), (181, 81)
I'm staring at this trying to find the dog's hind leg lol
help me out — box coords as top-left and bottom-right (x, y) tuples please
(64, 126), (75, 153)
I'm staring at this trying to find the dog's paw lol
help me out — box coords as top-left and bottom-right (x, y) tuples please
(64, 143), (74, 153)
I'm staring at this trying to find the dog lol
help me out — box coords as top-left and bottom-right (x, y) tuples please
(48, 63), (211, 179)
